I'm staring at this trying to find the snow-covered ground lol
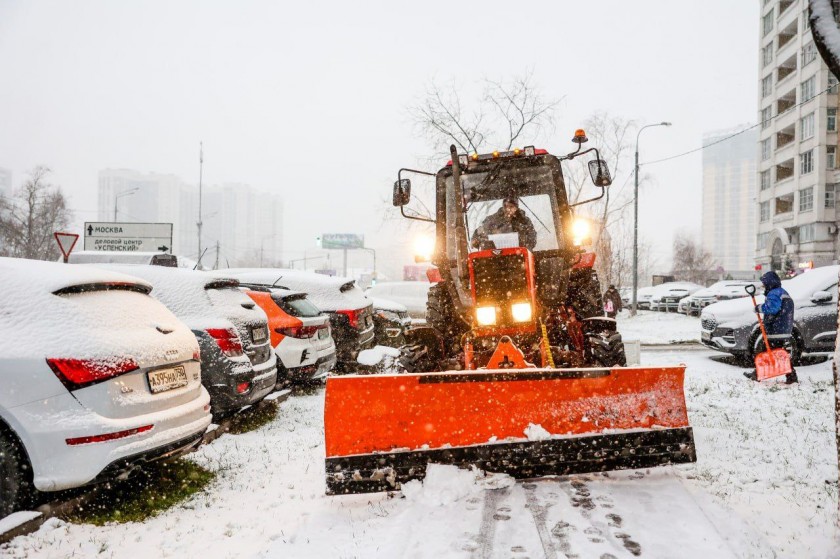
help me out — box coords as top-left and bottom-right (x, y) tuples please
(617, 310), (700, 345)
(3, 348), (839, 558)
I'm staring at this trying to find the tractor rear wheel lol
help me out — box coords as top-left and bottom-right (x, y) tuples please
(587, 328), (628, 367)
(426, 283), (467, 355)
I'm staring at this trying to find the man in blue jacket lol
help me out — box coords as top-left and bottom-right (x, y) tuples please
(744, 270), (798, 384)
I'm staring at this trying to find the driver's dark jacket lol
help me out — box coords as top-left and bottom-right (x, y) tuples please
(472, 207), (537, 250)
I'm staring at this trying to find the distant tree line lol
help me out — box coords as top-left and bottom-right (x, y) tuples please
(0, 166), (73, 260)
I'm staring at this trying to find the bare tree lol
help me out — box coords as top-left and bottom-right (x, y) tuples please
(410, 72), (560, 158)
(671, 233), (717, 285)
(0, 166), (72, 261)
(595, 214), (655, 291)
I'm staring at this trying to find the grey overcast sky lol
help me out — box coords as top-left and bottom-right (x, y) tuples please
(0, 0), (758, 271)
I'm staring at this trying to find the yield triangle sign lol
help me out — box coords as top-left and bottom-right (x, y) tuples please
(54, 232), (79, 262)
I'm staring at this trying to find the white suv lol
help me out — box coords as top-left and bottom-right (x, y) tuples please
(0, 258), (211, 515)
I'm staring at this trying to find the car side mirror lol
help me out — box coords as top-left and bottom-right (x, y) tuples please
(588, 159), (612, 187)
(810, 290), (832, 304)
(393, 179), (411, 206)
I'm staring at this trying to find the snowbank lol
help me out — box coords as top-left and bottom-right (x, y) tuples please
(616, 309), (700, 344)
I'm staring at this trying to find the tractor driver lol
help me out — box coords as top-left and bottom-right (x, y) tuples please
(471, 197), (537, 251)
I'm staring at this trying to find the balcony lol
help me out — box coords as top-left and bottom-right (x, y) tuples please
(776, 88), (797, 114)
(776, 124), (796, 150)
(777, 19), (798, 52)
(774, 193), (795, 218)
(778, 0), (794, 18)
(775, 158), (795, 183)
(776, 53), (797, 84)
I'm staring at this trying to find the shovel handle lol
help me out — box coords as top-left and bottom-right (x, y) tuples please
(746, 285), (772, 355)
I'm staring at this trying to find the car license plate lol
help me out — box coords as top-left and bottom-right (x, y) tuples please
(148, 365), (188, 394)
(251, 326), (268, 343)
(701, 331), (711, 342)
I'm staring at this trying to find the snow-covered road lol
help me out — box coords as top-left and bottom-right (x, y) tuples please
(3, 345), (839, 558)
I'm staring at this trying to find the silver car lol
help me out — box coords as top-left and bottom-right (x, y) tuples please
(700, 266), (839, 364)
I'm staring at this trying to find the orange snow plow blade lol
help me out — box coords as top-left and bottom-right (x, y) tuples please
(324, 366), (696, 494)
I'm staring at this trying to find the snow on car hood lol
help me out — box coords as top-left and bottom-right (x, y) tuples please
(702, 265), (840, 326)
(0, 258), (196, 361)
(219, 268), (371, 312)
(371, 297), (407, 313)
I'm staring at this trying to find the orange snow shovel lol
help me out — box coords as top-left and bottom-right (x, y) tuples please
(745, 284), (792, 381)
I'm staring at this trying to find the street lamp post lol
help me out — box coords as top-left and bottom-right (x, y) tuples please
(114, 187), (139, 221)
(631, 122), (672, 316)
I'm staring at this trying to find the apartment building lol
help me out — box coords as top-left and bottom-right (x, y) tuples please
(756, 0), (839, 271)
(98, 169), (283, 266)
(702, 127), (759, 276)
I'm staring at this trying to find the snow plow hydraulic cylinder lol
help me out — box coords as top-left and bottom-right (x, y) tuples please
(324, 366), (696, 494)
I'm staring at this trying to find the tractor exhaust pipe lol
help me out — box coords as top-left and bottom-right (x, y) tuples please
(450, 144), (469, 283)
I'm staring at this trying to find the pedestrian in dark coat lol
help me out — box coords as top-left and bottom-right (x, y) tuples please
(744, 270), (798, 383)
(603, 285), (622, 318)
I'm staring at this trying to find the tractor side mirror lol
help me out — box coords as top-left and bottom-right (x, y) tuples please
(588, 159), (612, 187)
(810, 290), (833, 304)
(393, 179), (411, 206)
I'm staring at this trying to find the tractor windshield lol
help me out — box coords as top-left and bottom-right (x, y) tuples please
(444, 162), (565, 260)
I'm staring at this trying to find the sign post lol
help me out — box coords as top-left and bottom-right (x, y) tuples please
(321, 234), (365, 277)
(53, 232), (79, 263)
(84, 222), (173, 253)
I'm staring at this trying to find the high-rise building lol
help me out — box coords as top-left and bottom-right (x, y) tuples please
(756, 0), (840, 272)
(98, 169), (283, 266)
(702, 126), (759, 276)
(0, 167), (12, 196)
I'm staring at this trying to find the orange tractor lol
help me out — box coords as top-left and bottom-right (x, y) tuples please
(324, 133), (696, 494)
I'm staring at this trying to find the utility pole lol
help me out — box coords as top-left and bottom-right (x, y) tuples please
(214, 240), (220, 270)
(197, 141), (204, 267)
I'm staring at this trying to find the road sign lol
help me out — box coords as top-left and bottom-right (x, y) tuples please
(53, 232), (79, 263)
(84, 222), (173, 253)
(321, 233), (364, 250)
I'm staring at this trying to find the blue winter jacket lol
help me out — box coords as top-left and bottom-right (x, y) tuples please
(758, 271), (794, 336)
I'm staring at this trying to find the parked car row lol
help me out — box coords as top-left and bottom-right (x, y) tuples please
(0, 258), (428, 516)
(700, 265), (839, 364)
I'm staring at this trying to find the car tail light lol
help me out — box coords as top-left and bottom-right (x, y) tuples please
(206, 328), (244, 357)
(47, 357), (139, 390)
(192, 349), (201, 361)
(65, 424), (153, 446)
(276, 325), (321, 339)
(236, 381), (251, 394)
(337, 309), (363, 329)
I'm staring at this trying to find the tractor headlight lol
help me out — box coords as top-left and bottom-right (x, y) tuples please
(572, 218), (591, 246)
(414, 235), (435, 263)
(476, 306), (497, 326)
(511, 302), (532, 322)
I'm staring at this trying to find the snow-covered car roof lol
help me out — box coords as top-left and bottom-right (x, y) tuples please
(691, 280), (759, 299)
(1, 257), (152, 294)
(93, 264), (253, 328)
(0, 258), (194, 360)
(219, 268), (370, 312)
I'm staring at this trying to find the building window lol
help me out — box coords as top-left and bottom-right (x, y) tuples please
(828, 146), (837, 169)
(799, 223), (816, 242)
(802, 42), (817, 66)
(829, 108), (837, 131)
(799, 186), (814, 212)
(757, 231), (771, 250)
(763, 44), (774, 67)
(762, 74), (773, 98)
(827, 184), (837, 208)
(800, 149), (814, 174)
(801, 75), (816, 102)
(762, 106), (773, 129)
(760, 200), (770, 222)
(761, 138), (771, 161)
(763, 11), (774, 37)
(800, 112), (815, 138)
(760, 169), (771, 190)
(775, 193), (794, 214)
